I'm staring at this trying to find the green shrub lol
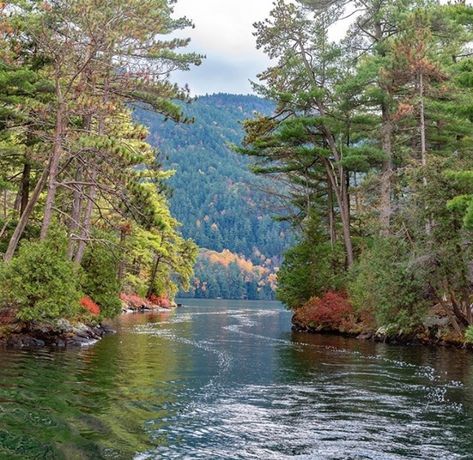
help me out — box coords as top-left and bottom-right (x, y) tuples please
(465, 326), (473, 344)
(277, 212), (346, 309)
(348, 237), (427, 332)
(81, 239), (122, 318)
(0, 228), (81, 321)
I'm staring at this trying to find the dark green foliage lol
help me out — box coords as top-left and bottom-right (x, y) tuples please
(135, 93), (291, 299)
(0, 0), (200, 324)
(0, 228), (81, 322)
(135, 94), (290, 262)
(239, 0), (473, 342)
(81, 237), (122, 318)
(277, 213), (345, 309)
(465, 326), (473, 344)
(348, 238), (427, 332)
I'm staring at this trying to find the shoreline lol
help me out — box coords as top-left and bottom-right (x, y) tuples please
(0, 320), (116, 349)
(0, 295), (179, 350)
(0, 306), (176, 350)
(292, 317), (473, 352)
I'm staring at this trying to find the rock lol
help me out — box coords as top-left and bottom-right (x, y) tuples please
(375, 326), (387, 336)
(72, 322), (89, 335)
(1, 318), (115, 349)
(32, 322), (55, 335)
(32, 338), (46, 347)
(7, 334), (45, 348)
(357, 332), (373, 340)
(55, 318), (73, 333)
(101, 323), (116, 335)
(423, 316), (450, 329)
(75, 331), (90, 339)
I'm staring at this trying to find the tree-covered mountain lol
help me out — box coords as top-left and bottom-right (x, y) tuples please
(135, 94), (291, 299)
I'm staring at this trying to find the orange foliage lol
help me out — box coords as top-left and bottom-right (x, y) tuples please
(204, 249), (257, 273)
(120, 293), (150, 309)
(80, 296), (101, 316)
(148, 295), (172, 309)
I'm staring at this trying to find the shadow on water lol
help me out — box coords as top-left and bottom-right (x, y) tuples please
(0, 300), (473, 459)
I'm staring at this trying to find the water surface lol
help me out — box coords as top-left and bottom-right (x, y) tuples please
(1, 299), (473, 459)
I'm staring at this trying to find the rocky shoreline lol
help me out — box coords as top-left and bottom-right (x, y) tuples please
(0, 319), (116, 349)
(292, 316), (473, 351)
(0, 295), (181, 349)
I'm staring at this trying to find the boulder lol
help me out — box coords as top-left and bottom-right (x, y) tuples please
(423, 316), (450, 329)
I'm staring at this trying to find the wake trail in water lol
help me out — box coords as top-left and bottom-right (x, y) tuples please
(220, 308), (466, 413)
(131, 305), (473, 460)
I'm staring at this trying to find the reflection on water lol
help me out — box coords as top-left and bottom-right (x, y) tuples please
(1, 299), (473, 459)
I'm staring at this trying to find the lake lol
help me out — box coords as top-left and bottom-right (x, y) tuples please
(1, 299), (473, 459)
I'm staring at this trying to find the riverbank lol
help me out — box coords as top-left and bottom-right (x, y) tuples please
(0, 319), (116, 349)
(0, 292), (179, 349)
(292, 315), (473, 351)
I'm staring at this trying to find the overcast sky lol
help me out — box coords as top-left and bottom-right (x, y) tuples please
(172, 0), (473, 96)
(172, 0), (275, 95)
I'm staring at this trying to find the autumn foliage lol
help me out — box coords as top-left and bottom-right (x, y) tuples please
(80, 296), (101, 316)
(294, 292), (354, 330)
(148, 295), (172, 309)
(120, 293), (150, 309)
(120, 293), (173, 310)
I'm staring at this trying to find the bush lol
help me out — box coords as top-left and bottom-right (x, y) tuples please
(81, 239), (122, 318)
(294, 291), (354, 330)
(348, 237), (427, 332)
(80, 296), (101, 316)
(120, 292), (150, 309)
(0, 228), (81, 322)
(465, 326), (473, 344)
(148, 294), (172, 309)
(277, 212), (346, 309)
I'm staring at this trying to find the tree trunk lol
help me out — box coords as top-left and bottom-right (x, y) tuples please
(4, 166), (50, 261)
(73, 171), (97, 266)
(117, 226), (128, 283)
(419, 71), (432, 235)
(147, 255), (162, 298)
(328, 182), (336, 247)
(19, 161), (31, 217)
(325, 163), (354, 267)
(380, 102), (393, 236)
(40, 85), (65, 241)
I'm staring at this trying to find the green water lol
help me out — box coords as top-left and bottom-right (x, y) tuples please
(1, 299), (473, 459)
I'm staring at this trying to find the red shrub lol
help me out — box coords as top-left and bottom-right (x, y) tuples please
(148, 295), (172, 309)
(80, 296), (101, 316)
(295, 291), (354, 330)
(120, 293), (150, 309)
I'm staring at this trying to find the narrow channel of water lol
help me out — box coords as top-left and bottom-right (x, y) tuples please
(1, 299), (473, 459)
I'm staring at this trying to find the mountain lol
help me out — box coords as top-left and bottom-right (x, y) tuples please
(135, 93), (291, 299)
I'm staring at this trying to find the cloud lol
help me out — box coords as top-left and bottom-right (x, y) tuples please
(171, 0), (274, 95)
(173, 54), (267, 95)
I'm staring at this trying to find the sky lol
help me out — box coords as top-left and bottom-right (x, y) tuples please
(172, 0), (473, 96)
(172, 0), (275, 95)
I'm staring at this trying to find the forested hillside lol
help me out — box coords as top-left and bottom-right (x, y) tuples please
(136, 94), (290, 299)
